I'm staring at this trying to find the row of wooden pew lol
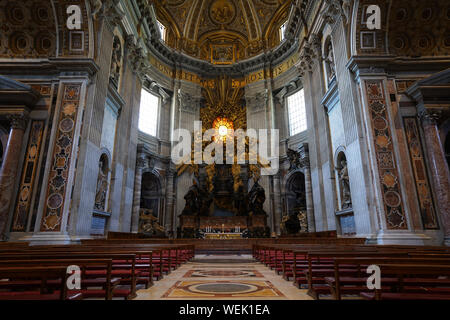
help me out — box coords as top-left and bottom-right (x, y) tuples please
(253, 242), (450, 300)
(0, 241), (194, 300)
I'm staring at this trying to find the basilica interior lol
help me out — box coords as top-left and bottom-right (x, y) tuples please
(0, 0), (449, 301)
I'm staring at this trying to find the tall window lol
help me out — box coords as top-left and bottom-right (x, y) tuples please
(287, 88), (307, 136)
(280, 22), (287, 41)
(139, 89), (159, 137)
(157, 20), (166, 42)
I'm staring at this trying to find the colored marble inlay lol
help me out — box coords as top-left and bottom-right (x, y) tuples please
(365, 80), (407, 229)
(162, 280), (284, 298)
(11, 120), (45, 231)
(183, 269), (263, 278)
(403, 117), (438, 229)
(40, 83), (81, 231)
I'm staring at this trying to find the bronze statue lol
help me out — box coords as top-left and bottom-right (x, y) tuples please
(234, 183), (248, 216)
(181, 182), (199, 216)
(248, 180), (266, 216)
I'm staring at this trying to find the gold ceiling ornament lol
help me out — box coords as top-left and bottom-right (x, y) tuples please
(200, 75), (246, 132)
(154, 0), (293, 63)
(212, 117), (234, 142)
(210, 0), (236, 25)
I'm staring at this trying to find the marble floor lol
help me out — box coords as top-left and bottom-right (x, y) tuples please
(135, 255), (312, 300)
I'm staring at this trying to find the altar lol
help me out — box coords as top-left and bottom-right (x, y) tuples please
(178, 162), (270, 238)
(204, 233), (243, 239)
(179, 215), (268, 238)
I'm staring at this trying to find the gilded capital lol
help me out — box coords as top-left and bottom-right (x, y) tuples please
(7, 114), (28, 130)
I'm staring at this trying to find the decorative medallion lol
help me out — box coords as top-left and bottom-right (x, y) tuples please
(59, 118), (74, 132)
(47, 193), (63, 210)
(386, 208), (406, 228)
(375, 134), (391, 148)
(209, 0), (236, 25)
(42, 214), (61, 231)
(162, 280), (285, 298)
(382, 172), (397, 188)
(384, 191), (402, 207)
(373, 116), (388, 130)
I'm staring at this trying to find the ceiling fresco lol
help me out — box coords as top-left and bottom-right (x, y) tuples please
(154, 0), (293, 63)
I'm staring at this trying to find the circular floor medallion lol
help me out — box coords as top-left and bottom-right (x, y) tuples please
(189, 282), (257, 294)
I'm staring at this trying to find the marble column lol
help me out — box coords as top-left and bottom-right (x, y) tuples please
(272, 174), (282, 235)
(165, 168), (176, 238)
(131, 153), (147, 233)
(0, 114), (28, 240)
(300, 143), (315, 232)
(420, 111), (450, 245)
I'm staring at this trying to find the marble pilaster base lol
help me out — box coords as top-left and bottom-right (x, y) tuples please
(25, 233), (77, 245)
(444, 237), (450, 247)
(373, 230), (431, 246)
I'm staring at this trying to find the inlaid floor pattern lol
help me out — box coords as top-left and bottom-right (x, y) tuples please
(135, 255), (312, 300)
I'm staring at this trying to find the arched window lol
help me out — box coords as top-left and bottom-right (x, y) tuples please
(280, 21), (287, 41)
(157, 20), (166, 42)
(287, 88), (307, 136)
(139, 89), (160, 137)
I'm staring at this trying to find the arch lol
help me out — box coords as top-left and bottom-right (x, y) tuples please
(139, 171), (164, 233)
(283, 171), (308, 234)
(333, 146), (347, 168)
(285, 171), (306, 212)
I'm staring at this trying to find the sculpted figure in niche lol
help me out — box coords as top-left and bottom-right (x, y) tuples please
(110, 37), (122, 86)
(94, 156), (109, 211)
(338, 159), (352, 209)
(325, 40), (336, 83)
(287, 148), (301, 171)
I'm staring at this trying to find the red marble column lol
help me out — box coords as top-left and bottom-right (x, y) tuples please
(0, 114), (28, 240)
(421, 112), (450, 244)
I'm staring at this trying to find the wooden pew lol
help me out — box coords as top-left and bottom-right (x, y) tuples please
(0, 252), (138, 299)
(0, 266), (82, 300)
(326, 257), (450, 300)
(0, 259), (117, 300)
(360, 264), (450, 300)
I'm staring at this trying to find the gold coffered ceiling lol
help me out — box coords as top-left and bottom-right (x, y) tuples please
(155, 0), (292, 63)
